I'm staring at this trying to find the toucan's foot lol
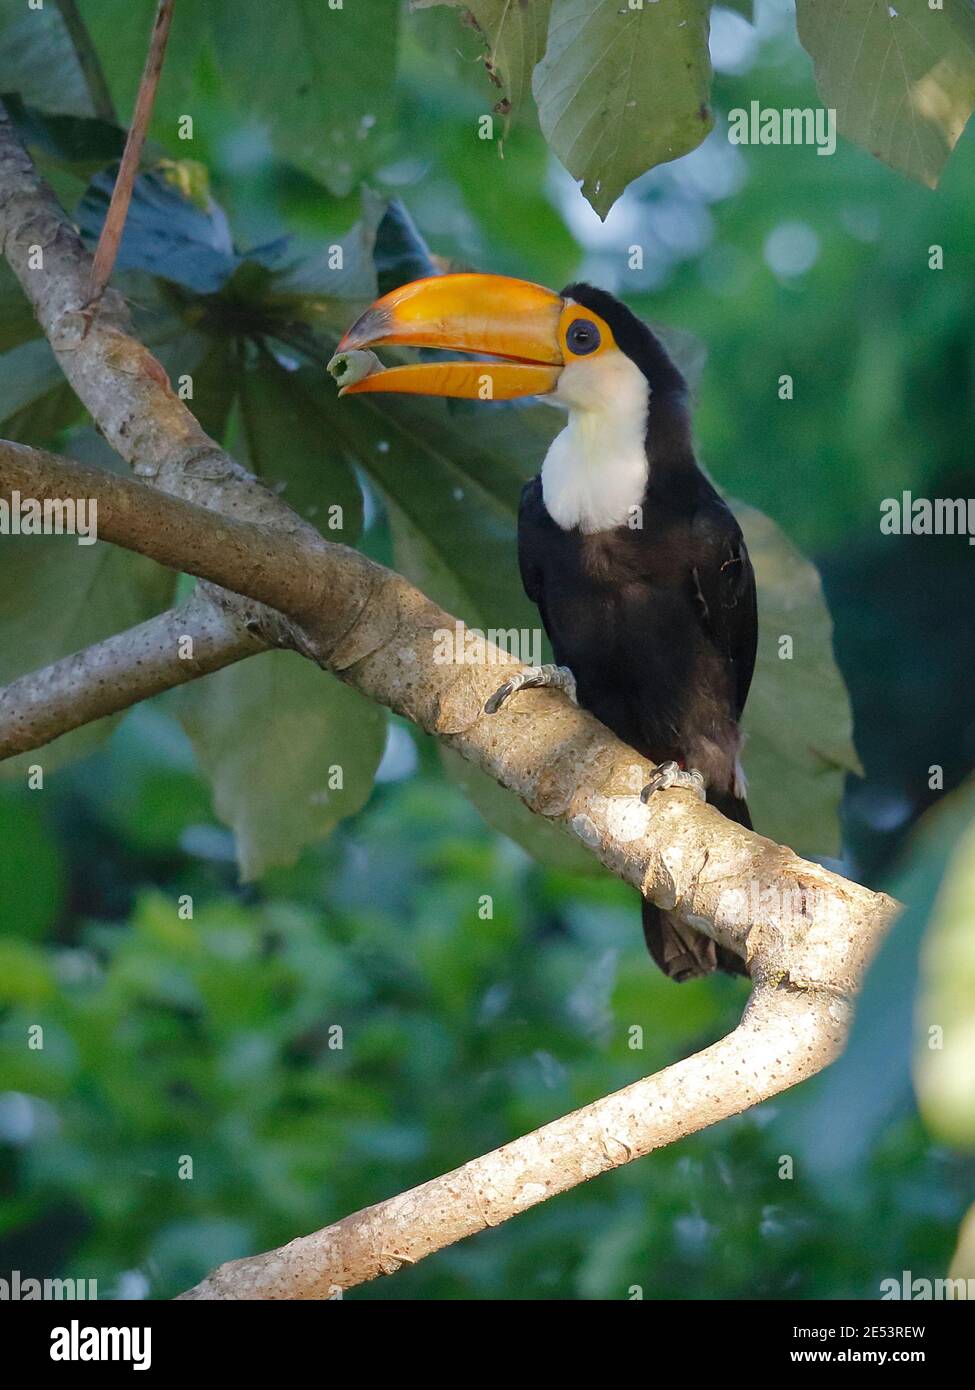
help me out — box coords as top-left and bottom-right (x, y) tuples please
(640, 762), (706, 804)
(484, 664), (578, 715)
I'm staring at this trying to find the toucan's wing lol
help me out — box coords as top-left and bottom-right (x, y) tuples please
(689, 497), (758, 720)
(517, 476), (547, 608)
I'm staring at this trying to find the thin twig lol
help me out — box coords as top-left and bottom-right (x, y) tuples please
(54, 0), (118, 124)
(87, 0), (176, 303)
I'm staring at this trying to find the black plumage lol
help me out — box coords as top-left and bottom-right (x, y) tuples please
(517, 284), (757, 981)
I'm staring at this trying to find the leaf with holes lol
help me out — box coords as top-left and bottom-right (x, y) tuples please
(415, 0), (553, 122)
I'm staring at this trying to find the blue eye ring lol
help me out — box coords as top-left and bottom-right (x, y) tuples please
(566, 318), (601, 355)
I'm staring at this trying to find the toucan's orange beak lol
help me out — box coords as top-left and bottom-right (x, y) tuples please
(333, 273), (564, 400)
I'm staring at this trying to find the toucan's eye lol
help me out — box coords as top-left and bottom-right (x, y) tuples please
(566, 318), (601, 356)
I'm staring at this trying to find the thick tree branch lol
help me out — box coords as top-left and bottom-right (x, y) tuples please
(1, 440), (899, 1297)
(0, 118), (900, 1298)
(0, 438), (895, 983)
(179, 987), (834, 1298)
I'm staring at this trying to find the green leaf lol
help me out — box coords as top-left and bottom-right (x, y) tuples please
(1, 94), (126, 180)
(236, 356), (363, 542)
(205, 0), (401, 197)
(178, 338), (238, 444)
(414, 0), (553, 122)
(0, 535), (177, 777)
(792, 779), (975, 1184)
(736, 502), (861, 859)
(314, 382), (554, 632)
(0, 261), (40, 355)
(174, 651), (387, 880)
(0, 337), (86, 445)
(0, 794), (66, 940)
(796, 0), (975, 188)
(441, 746), (598, 874)
(914, 806), (975, 1149)
(0, 7), (95, 117)
(374, 199), (438, 298)
(532, 0), (713, 218)
(77, 167), (241, 294)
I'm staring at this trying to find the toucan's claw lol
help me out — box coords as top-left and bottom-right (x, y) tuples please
(484, 664), (578, 715)
(641, 762), (706, 804)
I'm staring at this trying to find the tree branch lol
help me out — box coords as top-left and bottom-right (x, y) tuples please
(0, 97), (327, 701)
(0, 117), (900, 1299)
(0, 584), (269, 761)
(0, 436), (895, 980)
(54, 0), (118, 124)
(87, 0), (176, 302)
(178, 986), (834, 1298)
(0, 104), (307, 531)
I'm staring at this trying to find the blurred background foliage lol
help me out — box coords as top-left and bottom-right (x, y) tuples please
(0, 0), (973, 1299)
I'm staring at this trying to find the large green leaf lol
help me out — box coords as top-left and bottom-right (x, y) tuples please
(174, 651), (386, 880)
(205, 0), (400, 197)
(1, 95), (127, 181)
(0, 261), (40, 355)
(0, 6), (95, 117)
(797, 0), (975, 188)
(441, 746), (598, 875)
(303, 373), (553, 633)
(914, 806), (975, 1149)
(77, 166), (241, 294)
(8, 0), (399, 195)
(532, 0), (713, 218)
(736, 502), (860, 859)
(414, 0), (552, 122)
(791, 779), (975, 1185)
(0, 337), (86, 445)
(236, 356), (363, 542)
(0, 534), (176, 778)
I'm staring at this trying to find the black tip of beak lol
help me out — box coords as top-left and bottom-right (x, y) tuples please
(339, 304), (394, 352)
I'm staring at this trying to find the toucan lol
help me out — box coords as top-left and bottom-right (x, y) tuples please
(333, 274), (757, 982)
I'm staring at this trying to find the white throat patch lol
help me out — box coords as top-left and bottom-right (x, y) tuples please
(541, 347), (650, 534)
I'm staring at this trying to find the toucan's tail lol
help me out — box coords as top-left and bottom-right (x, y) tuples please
(640, 900), (748, 982)
(641, 792), (751, 983)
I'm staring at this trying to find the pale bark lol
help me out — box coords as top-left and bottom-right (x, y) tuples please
(0, 585), (268, 760)
(180, 987), (844, 1299)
